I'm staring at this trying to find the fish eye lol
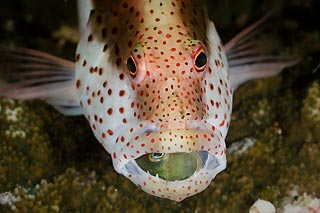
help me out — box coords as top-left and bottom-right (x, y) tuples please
(149, 152), (166, 162)
(127, 56), (137, 77)
(194, 50), (207, 72)
(126, 43), (146, 84)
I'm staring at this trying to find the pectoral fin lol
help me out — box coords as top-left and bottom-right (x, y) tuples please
(224, 14), (299, 90)
(0, 47), (81, 116)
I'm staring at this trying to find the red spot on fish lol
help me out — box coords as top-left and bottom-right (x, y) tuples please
(107, 108), (113, 115)
(76, 79), (81, 89)
(119, 90), (125, 96)
(107, 129), (113, 135)
(111, 26), (118, 35)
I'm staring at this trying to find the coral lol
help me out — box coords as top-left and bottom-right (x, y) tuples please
(250, 199), (276, 213)
(0, 98), (56, 191)
(281, 193), (320, 212)
(301, 81), (320, 142)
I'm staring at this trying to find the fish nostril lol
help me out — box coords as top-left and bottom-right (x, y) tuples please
(144, 129), (155, 134)
(181, 112), (191, 119)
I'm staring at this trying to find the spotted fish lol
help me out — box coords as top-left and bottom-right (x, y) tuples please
(0, 0), (296, 201)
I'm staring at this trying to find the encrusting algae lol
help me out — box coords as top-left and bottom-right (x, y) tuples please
(0, 98), (56, 191)
(1, 0), (320, 211)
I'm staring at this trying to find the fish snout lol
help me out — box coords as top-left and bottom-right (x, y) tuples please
(145, 77), (204, 123)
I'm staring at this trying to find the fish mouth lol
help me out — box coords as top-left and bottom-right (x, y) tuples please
(112, 126), (226, 201)
(135, 151), (208, 181)
(126, 150), (221, 180)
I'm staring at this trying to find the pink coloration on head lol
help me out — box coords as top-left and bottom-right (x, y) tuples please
(75, 0), (232, 201)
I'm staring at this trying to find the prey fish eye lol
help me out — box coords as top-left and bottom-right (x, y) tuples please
(127, 56), (137, 77)
(194, 50), (207, 71)
(149, 152), (166, 162)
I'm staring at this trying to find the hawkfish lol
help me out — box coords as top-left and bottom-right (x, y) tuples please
(0, 0), (296, 201)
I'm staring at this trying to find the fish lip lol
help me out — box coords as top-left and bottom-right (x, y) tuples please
(120, 149), (226, 201)
(113, 120), (225, 169)
(112, 121), (227, 201)
(121, 150), (226, 176)
(123, 150), (225, 177)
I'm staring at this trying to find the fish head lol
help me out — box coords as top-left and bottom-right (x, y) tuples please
(75, 1), (232, 201)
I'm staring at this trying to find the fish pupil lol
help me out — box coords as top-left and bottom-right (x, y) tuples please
(195, 51), (207, 70)
(127, 56), (136, 75)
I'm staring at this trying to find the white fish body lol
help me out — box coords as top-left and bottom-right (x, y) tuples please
(0, 0), (296, 201)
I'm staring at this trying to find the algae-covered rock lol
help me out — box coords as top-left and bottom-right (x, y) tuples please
(301, 81), (320, 141)
(0, 168), (114, 212)
(0, 97), (107, 194)
(281, 193), (320, 212)
(0, 98), (57, 191)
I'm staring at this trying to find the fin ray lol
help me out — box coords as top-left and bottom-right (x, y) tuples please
(0, 47), (82, 116)
(224, 14), (298, 89)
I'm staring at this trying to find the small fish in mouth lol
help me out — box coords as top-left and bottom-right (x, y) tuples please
(136, 151), (205, 181)
(0, 0), (297, 201)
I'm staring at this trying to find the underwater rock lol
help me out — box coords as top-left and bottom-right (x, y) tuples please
(281, 193), (320, 212)
(250, 199), (276, 213)
(0, 98), (57, 191)
(301, 81), (320, 142)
